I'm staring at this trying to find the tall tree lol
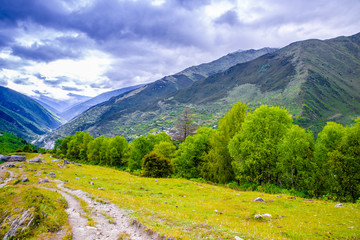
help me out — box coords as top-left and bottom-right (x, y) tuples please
(277, 125), (315, 191)
(173, 127), (215, 179)
(202, 102), (247, 183)
(229, 105), (293, 185)
(173, 107), (198, 142)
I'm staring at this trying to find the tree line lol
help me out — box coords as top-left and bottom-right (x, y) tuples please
(53, 102), (360, 202)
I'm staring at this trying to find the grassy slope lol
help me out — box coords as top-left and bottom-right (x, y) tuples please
(14, 153), (360, 240)
(0, 158), (70, 240)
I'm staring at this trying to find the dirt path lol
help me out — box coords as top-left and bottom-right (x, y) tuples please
(44, 180), (161, 240)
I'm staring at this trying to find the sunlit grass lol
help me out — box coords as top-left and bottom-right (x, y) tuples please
(16, 153), (360, 239)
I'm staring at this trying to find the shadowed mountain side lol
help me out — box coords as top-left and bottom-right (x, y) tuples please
(0, 86), (63, 141)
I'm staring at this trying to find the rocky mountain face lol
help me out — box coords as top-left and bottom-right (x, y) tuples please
(0, 86), (63, 141)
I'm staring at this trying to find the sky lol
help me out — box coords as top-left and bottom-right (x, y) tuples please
(0, 0), (360, 100)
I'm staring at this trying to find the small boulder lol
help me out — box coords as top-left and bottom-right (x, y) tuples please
(38, 180), (49, 184)
(90, 181), (94, 185)
(64, 159), (69, 164)
(262, 213), (272, 218)
(75, 163), (82, 166)
(29, 158), (42, 163)
(235, 236), (244, 240)
(335, 203), (343, 207)
(254, 214), (262, 219)
(98, 187), (104, 190)
(6, 164), (15, 168)
(48, 172), (56, 178)
(0, 155), (11, 162)
(75, 177), (80, 180)
(9, 155), (26, 162)
(254, 197), (265, 202)
(51, 159), (60, 163)
(21, 177), (29, 182)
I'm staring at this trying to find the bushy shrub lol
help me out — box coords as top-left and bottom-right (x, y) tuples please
(142, 152), (173, 178)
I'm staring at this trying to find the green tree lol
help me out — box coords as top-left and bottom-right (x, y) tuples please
(173, 127), (215, 179)
(108, 136), (129, 166)
(142, 152), (173, 178)
(313, 122), (346, 197)
(317, 119), (360, 202)
(87, 136), (109, 165)
(277, 125), (315, 191)
(202, 102), (247, 183)
(66, 131), (93, 161)
(153, 141), (177, 159)
(128, 133), (172, 170)
(229, 105), (292, 185)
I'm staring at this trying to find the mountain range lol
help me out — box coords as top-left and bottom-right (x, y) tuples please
(43, 32), (360, 143)
(42, 47), (276, 142)
(0, 86), (63, 141)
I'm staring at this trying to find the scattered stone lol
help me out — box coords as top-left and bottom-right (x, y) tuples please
(51, 159), (60, 163)
(38, 180), (49, 184)
(254, 197), (265, 202)
(75, 177), (80, 180)
(34, 174), (41, 177)
(0, 155), (11, 162)
(288, 196), (296, 200)
(235, 236), (244, 240)
(9, 155), (26, 162)
(98, 187), (104, 190)
(48, 172), (56, 178)
(6, 164), (15, 168)
(335, 203), (343, 207)
(276, 195), (282, 198)
(29, 158), (42, 163)
(64, 159), (69, 164)
(262, 213), (272, 218)
(21, 177), (29, 182)
(155, 179), (158, 182)
(348, 226), (354, 229)
(3, 208), (36, 239)
(75, 163), (82, 166)
(254, 214), (262, 219)
(90, 182), (94, 185)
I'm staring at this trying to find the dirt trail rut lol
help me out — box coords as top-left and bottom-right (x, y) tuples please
(45, 180), (160, 240)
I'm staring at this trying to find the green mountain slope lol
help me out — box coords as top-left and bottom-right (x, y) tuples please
(46, 32), (360, 141)
(45, 48), (276, 141)
(0, 86), (63, 141)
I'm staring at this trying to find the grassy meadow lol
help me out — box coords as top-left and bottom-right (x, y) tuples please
(2, 153), (358, 239)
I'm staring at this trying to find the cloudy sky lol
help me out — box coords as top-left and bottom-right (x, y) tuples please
(1, 0), (360, 100)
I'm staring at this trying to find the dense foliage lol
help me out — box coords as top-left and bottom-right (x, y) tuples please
(51, 102), (360, 202)
(142, 152), (173, 178)
(0, 131), (42, 154)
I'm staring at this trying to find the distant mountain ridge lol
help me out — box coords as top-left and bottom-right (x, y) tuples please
(0, 86), (63, 141)
(41, 47), (277, 142)
(60, 84), (145, 121)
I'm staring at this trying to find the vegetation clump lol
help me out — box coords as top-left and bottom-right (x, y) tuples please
(142, 152), (173, 178)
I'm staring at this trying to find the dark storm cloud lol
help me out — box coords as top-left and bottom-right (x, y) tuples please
(11, 39), (83, 62)
(61, 86), (82, 91)
(13, 78), (31, 85)
(215, 10), (240, 26)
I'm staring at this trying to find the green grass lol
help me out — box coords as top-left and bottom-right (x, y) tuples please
(0, 184), (69, 239)
(17, 153), (360, 239)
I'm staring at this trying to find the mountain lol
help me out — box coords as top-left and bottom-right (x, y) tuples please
(0, 86), (63, 141)
(33, 93), (92, 115)
(60, 84), (145, 121)
(43, 48), (276, 142)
